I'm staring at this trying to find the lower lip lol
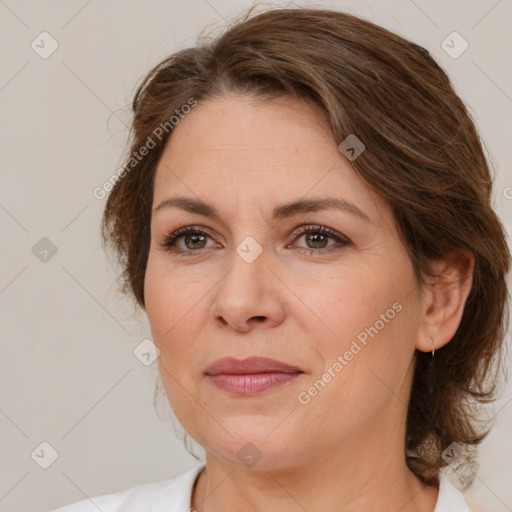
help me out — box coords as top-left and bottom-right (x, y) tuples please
(207, 372), (302, 395)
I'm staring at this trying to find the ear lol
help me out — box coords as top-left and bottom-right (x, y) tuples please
(415, 250), (475, 353)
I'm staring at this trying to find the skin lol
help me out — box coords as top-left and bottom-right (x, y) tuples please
(144, 94), (474, 511)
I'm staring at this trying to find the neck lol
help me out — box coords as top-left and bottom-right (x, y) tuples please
(191, 416), (439, 512)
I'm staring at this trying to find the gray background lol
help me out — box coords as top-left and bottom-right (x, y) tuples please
(1, 1), (511, 511)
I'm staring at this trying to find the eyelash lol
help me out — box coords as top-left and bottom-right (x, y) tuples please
(159, 225), (350, 257)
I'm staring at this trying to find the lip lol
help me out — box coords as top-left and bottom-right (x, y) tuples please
(205, 356), (304, 395)
(205, 356), (302, 375)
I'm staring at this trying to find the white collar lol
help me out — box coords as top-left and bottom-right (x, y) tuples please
(434, 472), (471, 511)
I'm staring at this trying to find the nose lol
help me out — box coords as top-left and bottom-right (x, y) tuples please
(210, 244), (286, 333)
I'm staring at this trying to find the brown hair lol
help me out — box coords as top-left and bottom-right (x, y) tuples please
(101, 6), (510, 486)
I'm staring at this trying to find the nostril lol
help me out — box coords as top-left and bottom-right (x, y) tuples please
(216, 316), (229, 327)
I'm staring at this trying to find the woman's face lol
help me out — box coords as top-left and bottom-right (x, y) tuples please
(144, 94), (427, 469)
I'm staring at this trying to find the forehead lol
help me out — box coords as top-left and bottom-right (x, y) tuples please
(153, 94), (390, 224)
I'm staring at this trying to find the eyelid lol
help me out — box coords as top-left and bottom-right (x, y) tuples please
(291, 224), (350, 243)
(159, 225), (219, 251)
(288, 225), (351, 254)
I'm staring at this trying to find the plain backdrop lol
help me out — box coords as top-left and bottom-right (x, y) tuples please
(1, 1), (511, 511)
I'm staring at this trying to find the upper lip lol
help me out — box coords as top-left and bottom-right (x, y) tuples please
(205, 356), (303, 376)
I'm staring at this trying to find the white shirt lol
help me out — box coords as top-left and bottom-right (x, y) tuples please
(50, 463), (470, 511)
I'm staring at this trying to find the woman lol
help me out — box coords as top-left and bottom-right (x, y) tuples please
(52, 6), (510, 512)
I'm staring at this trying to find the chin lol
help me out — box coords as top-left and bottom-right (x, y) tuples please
(193, 422), (306, 470)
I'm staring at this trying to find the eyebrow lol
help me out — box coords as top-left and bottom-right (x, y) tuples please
(154, 196), (372, 224)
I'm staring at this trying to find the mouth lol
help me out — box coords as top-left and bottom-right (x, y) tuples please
(205, 356), (304, 395)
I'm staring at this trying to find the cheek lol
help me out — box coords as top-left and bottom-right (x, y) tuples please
(144, 264), (172, 341)
(298, 298), (417, 438)
(337, 263), (419, 367)
(144, 253), (219, 393)
(305, 259), (419, 392)
(145, 252), (199, 334)
(144, 261), (206, 418)
(307, 267), (402, 349)
(144, 257), (196, 364)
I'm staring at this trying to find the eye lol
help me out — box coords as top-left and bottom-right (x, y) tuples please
(159, 224), (350, 257)
(160, 226), (218, 256)
(289, 225), (350, 255)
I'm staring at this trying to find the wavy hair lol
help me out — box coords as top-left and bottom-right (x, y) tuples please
(101, 6), (510, 486)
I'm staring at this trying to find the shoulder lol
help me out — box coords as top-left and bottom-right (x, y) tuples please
(434, 473), (471, 512)
(49, 463), (205, 512)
